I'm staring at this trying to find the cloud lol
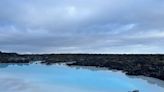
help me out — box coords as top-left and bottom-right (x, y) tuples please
(0, 0), (164, 53)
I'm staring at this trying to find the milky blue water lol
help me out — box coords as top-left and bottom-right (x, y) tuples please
(0, 63), (164, 92)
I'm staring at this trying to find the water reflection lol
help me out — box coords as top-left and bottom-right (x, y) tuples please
(0, 63), (164, 92)
(128, 76), (164, 88)
(0, 63), (29, 68)
(69, 65), (108, 71)
(69, 65), (164, 90)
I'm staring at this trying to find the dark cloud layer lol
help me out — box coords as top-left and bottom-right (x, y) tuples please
(0, 0), (164, 53)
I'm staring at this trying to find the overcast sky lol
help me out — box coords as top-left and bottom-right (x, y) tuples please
(0, 0), (164, 54)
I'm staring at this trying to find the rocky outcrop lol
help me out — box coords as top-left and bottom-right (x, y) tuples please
(0, 51), (164, 81)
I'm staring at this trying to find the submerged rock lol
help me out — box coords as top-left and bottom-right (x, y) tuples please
(128, 90), (139, 92)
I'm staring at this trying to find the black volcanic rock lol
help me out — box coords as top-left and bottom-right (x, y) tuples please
(0, 51), (164, 81)
(128, 90), (139, 92)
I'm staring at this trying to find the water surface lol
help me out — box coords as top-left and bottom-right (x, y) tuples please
(0, 63), (164, 92)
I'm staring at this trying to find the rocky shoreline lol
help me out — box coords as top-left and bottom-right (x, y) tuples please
(0, 51), (164, 81)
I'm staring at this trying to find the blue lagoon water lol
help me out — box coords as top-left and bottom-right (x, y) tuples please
(0, 63), (164, 92)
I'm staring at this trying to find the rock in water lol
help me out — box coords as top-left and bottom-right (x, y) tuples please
(128, 90), (139, 92)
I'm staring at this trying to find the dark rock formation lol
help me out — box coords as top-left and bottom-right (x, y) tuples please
(128, 90), (139, 92)
(0, 51), (164, 81)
